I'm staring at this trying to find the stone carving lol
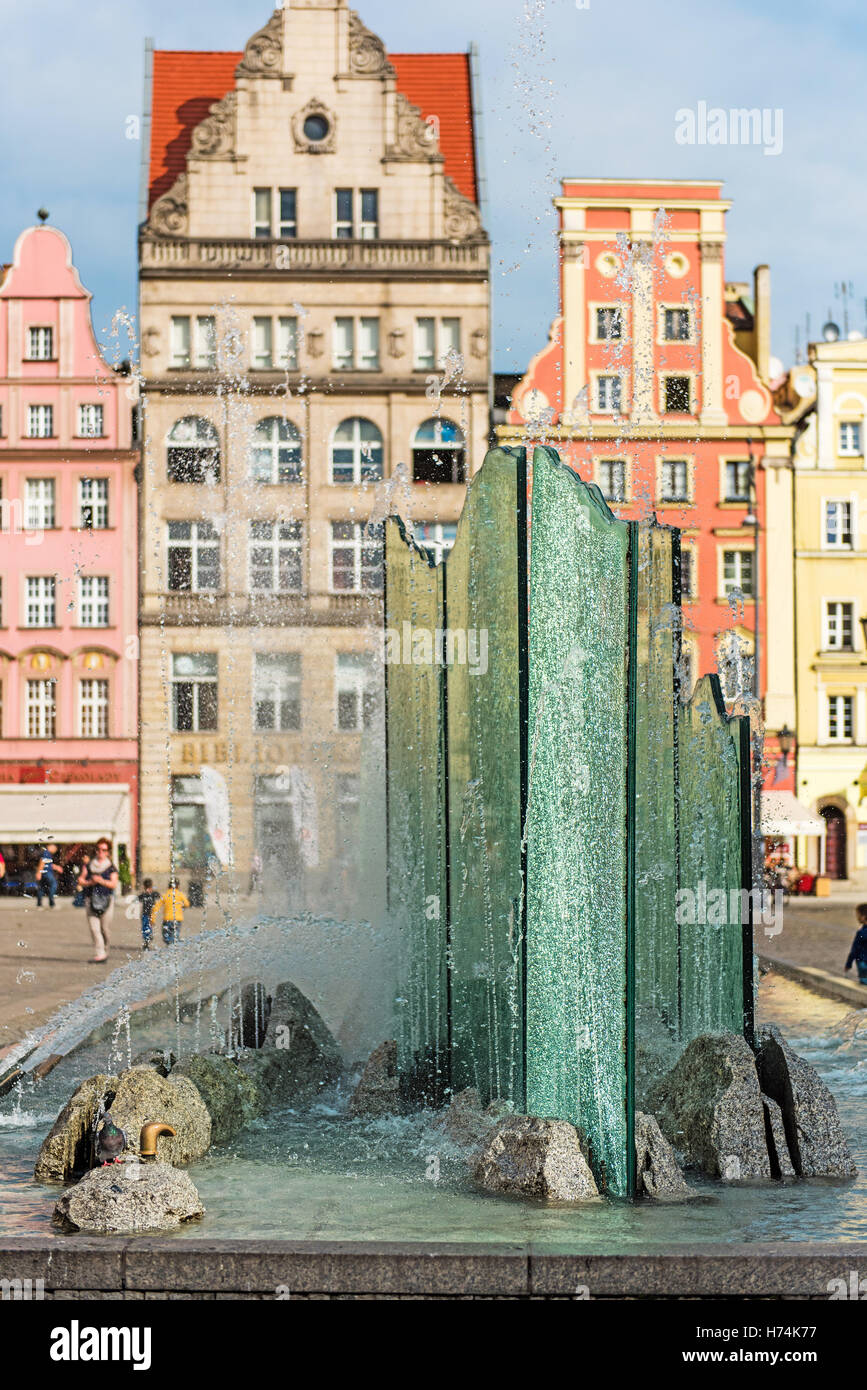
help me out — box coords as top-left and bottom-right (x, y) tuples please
(147, 175), (188, 237)
(470, 327), (487, 359)
(388, 93), (442, 162)
(443, 175), (484, 242)
(236, 9), (283, 78)
(292, 98), (337, 155)
(700, 241), (725, 263)
(190, 91), (237, 158)
(348, 10), (394, 77)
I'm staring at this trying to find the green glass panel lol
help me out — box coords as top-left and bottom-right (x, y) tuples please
(384, 518), (448, 1096)
(446, 447), (527, 1104)
(525, 446), (631, 1196)
(633, 521), (681, 1103)
(677, 674), (745, 1042)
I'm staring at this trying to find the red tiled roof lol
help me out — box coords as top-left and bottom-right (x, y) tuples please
(148, 49), (478, 210)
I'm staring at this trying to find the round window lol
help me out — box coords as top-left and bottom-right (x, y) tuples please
(303, 113), (329, 142)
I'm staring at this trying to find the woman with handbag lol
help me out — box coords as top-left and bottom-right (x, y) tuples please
(77, 838), (119, 964)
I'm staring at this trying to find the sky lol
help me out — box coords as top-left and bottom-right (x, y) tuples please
(1, 0), (866, 372)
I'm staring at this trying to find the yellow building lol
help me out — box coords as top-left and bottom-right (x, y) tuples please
(781, 338), (867, 881)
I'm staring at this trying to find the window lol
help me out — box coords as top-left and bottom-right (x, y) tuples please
(722, 549), (755, 598)
(414, 317), (461, 370)
(412, 417), (465, 484)
(824, 601), (854, 651)
(171, 653), (218, 732)
(595, 375), (622, 413)
(78, 575), (110, 627)
(25, 478), (55, 529)
(170, 317), (191, 367)
(167, 521), (220, 592)
(26, 576), (56, 626)
(277, 317), (298, 370)
(664, 376), (692, 413)
(839, 421), (862, 456)
(827, 694), (854, 741)
(78, 678), (109, 738)
(253, 653), (301, 731)
(360, 189), (379, 239)
(330, 522), (384, 592)
(724, 461), (751, 502)
(279, 189), (297, 238)
(250, 417), (303, 484)
(26, 679), (55, 737)
(27, 326), (53, 360)
(825, 500), (853, 548)
(195, 317), (216, 369)
(334, 188), (354, 238)
(335, 772), (360, 865)
(679, 547), (695, 599)
(333, 317), (380, 371)
(331, 418), (383, 484)
(252, 317), (273, 369)
(663, 307), (692, 341)
(78, 404), (104, 437)
(253, 188), (272, 238)
(598, 459), (626, 502)
(166, 417), (220, 483)
(336, 653), (376, 730)
(27, 405), (53, 438)
(415, 522), (457, 565)
(171, 776), (212, 867)
(660, 459), (689, 503)
(249, 520), (303, 592)
(595, 306), (622, 341)
(79, 477), (109, 529)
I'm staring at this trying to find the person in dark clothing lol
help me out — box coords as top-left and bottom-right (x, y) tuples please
(36, 843), (58, 908)
(844, 903), (867, 985)
(138, 878), (160, 952)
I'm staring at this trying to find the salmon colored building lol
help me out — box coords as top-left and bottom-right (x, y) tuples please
(0, 222), (139, 879)
(497, 178), (795, 788)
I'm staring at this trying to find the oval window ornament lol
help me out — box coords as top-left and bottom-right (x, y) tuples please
(303, 113), (329, 142)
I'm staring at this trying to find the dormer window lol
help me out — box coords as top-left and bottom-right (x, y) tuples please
(27, 326), (54, 360)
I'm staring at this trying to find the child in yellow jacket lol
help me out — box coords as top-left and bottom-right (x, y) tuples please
(155, 879), (190, 946)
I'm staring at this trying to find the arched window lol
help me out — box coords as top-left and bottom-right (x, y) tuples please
(250, 417), (303, 484)
(412, 418), (465, 484)
(331, 418), (383, 484)
(167, 417), (220, 483)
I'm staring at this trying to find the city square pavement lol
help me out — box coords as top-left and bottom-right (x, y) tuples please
(0, 893), (216, 1056)
(1, 884), (865, 1061)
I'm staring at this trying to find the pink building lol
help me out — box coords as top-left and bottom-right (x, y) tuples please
(0, 221), (139, 882)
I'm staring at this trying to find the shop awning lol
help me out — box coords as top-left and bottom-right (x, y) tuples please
(0, 785), (131, 843)
(761, 790), (826, 837)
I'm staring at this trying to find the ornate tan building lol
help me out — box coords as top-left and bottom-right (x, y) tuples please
(138, 1), (490, 904)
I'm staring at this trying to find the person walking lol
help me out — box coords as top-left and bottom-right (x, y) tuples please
(36, 843), (59, 908)
(138, 878), (160, 952)
(844, 903), (867, 985)
(77, 838), (119, 964)
(155, 878), (190, 946)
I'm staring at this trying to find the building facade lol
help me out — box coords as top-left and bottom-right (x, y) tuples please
(0, 222), (139, 876)
(776, 340), (867, 878)
(138, 2), (489, 900)
(497, 179), (795, 773)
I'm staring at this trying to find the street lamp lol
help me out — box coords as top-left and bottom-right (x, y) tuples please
(741, 446), (761, 701)
(777, 723), (795, 761)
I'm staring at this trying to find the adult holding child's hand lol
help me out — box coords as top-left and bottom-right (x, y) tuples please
(77, 837), (119, 964)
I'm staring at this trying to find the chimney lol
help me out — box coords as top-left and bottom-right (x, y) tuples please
(753, 264), (771, 383)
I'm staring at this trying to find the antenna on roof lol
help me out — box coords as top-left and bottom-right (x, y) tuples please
(794, 324), (801, 365)
(37, 208), (49, 223)
(834, 281), (854, 336)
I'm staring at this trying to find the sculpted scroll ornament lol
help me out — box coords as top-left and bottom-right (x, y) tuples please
(190, 92), (237, 158)
(148, 175), (188, 236)
(236, 9), (283, 78)
(348, 11), (394, 77)
(442, 176), (484, 242)
(388, 93), (442, 162)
